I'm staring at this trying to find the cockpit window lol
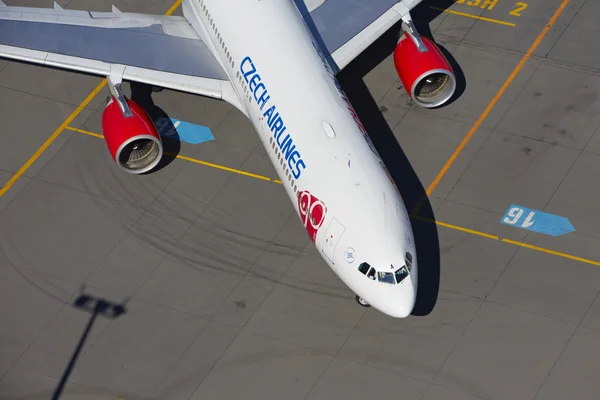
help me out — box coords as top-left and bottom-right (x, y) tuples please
(377, 271), (395, 284)
(405, 252), (413, 272)
(395, 265), (409, 283)
(358, 262), (370, 275)
(359, 260), (411, 284)
(366, 267), (376, 280)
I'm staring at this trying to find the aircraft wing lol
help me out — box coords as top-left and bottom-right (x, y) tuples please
(0, 2), (232, 100)
(297, 0), (423, 71)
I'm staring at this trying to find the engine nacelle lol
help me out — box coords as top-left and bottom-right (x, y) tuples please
(102, 96), (163, 174)
(393, 34), (456, 108)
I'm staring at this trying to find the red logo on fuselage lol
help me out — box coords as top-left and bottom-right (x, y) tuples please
(298, 190), (327, 243)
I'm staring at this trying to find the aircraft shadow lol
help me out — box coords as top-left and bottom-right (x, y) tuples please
(294, 0), (465, 106)
(338, 68), (441, 317)
(127, 0), (463, 315)
(331, 1), (464, 316)
(128, 81), (181, 173)
(412, 0), (460, 38)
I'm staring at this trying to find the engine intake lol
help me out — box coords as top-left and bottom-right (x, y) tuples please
(102, 96), (163, 174)
(393, 34), (456, 108)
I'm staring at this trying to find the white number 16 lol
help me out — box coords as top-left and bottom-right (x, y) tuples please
(503, 207), (535, 228)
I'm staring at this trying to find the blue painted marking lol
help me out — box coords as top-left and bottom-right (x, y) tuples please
(156, 118), (214, 145)
(500, 204), (575, 236)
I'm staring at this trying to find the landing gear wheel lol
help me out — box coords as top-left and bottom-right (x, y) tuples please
(356, 295), (370, 308)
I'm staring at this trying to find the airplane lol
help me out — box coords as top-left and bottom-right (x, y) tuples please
(0, 0), (456, 318)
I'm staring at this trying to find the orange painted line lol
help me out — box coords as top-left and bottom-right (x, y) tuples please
(0, 80), (107, 197)
(165, 0), (182, 16)
(0, 0), (182, 198)
(411, 0), (572, 216)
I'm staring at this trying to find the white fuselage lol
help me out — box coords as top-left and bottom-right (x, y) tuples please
(183, 0), (418, 317)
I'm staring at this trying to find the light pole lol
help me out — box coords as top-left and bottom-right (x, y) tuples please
(51, 291), (126, 400)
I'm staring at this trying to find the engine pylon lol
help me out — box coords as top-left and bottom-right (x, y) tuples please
(101, 67), (164, 174)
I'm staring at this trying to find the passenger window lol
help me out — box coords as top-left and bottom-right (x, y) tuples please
(358, 262), (370, 275)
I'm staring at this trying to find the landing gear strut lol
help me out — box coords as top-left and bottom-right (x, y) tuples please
(355, 295), (370, 308)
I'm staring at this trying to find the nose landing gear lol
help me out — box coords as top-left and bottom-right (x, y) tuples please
(355, 295), (370, 308)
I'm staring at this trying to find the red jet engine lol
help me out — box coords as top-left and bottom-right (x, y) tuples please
(102, 96), (163, 174)
(393, 33), (456, 108)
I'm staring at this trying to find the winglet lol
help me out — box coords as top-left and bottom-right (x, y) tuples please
(112, 5), (122, 14)
(54, 2), (63, 10)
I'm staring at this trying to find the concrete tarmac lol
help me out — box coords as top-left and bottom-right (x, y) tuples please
(1, 0), (600, 399)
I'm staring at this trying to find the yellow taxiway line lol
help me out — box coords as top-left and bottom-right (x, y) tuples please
(70, 125), (600, 269)
(429, 6), (516, 27)
(3, 0), (592, 268)
(63, 126), (283, 184)
(413, 217), (600, 267)
(0, 82), (107, 197)
(0, 0), (183, 198)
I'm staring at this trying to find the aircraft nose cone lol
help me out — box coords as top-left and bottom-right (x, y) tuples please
(383, 273), (417, 318)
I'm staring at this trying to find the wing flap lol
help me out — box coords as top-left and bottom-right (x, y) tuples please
(0, 42), (231, 102)
(0, 5), (197, 36)
(299, 0), (422, 71)
(0, 4), (238, 105)
(0, 18), (227, 80)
